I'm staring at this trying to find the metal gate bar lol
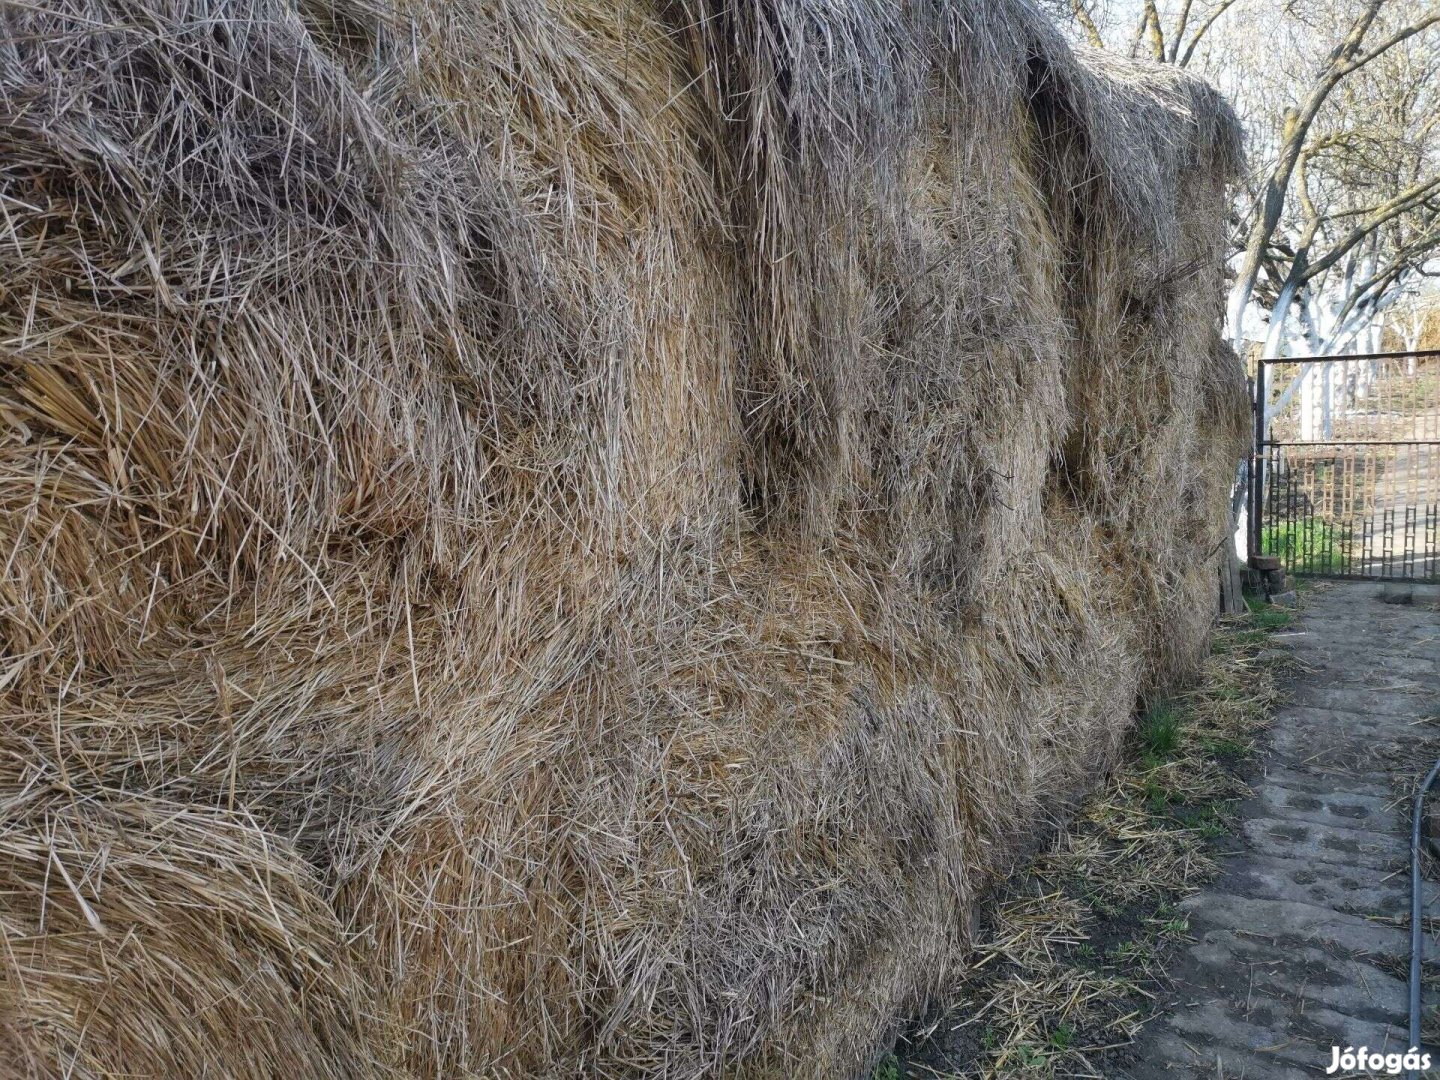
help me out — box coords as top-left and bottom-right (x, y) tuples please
(1251, 349), (1440, 582)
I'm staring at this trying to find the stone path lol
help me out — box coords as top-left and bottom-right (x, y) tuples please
(1122, 582), (1440, 1079)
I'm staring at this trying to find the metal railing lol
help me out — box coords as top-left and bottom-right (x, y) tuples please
(1250, 349), (1440, 581)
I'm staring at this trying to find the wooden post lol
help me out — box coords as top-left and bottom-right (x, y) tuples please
(1219, 552), (1246, 615)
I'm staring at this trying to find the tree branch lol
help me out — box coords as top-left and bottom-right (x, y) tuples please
(1178, 0), (1239, 67)
(1298, 176), (1440, 284)
(1071, 0), (1104, 49)
(1168, 0), (1195, 62)
(1339, 14), (1440, 76)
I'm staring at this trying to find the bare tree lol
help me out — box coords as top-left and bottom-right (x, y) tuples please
(1388, 289), (1440, 355)
(1063, 0), (1242, 66)
(1226, 3), (1440, 439)
(1223, 4), (1439, 349)
(1056, 1), (1440, 356)
(1257, 19), (1440, 351)
(1231, 0), (1440, 356)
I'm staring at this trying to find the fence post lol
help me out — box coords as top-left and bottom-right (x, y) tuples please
(1250, 360), (1266, 562)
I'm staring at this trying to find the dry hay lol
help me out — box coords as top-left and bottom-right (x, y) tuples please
(897, 612), (1290, 1078)
(0, 0), (1245, 1076)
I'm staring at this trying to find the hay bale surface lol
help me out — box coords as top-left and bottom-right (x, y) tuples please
(0, 1), (1245, 1076)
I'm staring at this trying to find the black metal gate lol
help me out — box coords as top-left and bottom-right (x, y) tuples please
(1250, 349), (1440, 581)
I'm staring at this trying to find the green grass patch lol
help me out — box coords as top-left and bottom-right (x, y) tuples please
(1260, 520), (1340, 573)
(1251, 606), (1294, 630)
(1244, 594), (1296, 630)
(1136, 705), (1181, 767)
(1171, 803), (1228, 838)
(1106, 940), (1152, 965)
(1216, 627), (1267, 651)
(1141, 776), (1178, 814)
(1198, 735), (1247, 760)
(1048, 1024), (1075, 1051)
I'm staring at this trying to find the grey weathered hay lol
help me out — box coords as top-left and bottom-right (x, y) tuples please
(0, 0), (1246, 1076)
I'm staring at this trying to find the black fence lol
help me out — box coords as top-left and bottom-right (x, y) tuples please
(1250, 349), (1440, 581)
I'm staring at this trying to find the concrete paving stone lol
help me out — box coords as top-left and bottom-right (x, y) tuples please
(1287, 685), (1437, 718)
(1280, 704), (1430, 729)
(1119, 1029), (1319, 1079)
(1266, 730), (1420, 773)
(1282, 632), (1440, 662)
(1162, 1001), (1343, 1070)
(1181, 927), (1408, 1021)
(1265, 708), (1419, 743)
(1249, 784), (1395, 829)
(1237, 816), (1406, 872)
(1297, 653), (1439, 682)
(1409, 584), (1440, 605)
(1179, 892), (1435, 962)
(1295, 1005), (1413, 1059)
(1214, 854), (1431, 917)
(1255, 764), (1396, 801)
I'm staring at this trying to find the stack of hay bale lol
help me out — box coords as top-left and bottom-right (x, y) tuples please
(0, 0), (1245, 1076)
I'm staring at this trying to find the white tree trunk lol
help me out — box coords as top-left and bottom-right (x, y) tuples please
(1300, 362), (1318, 440)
